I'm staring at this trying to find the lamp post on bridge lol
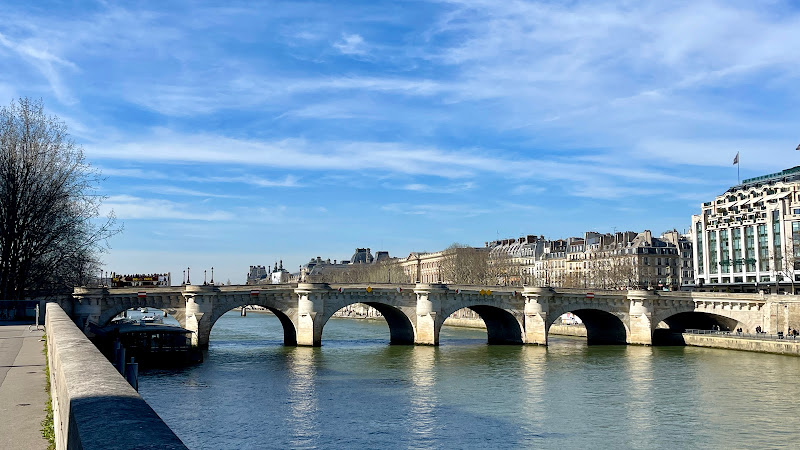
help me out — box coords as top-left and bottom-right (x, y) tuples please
(187, 267), (190, 285)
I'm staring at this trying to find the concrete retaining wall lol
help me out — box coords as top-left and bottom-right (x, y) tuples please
(45, 303), (187, 450)
(683, 334), (800, 356)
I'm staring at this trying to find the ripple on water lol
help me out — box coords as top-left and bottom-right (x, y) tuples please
(138, 312), (800, 449)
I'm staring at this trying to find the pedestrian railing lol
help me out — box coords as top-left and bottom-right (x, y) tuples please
(684, 329), (800, 341)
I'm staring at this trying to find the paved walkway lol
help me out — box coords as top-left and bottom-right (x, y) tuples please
(0, 323), (49, 450)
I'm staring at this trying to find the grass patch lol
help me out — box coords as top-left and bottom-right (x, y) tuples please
(41, 333), (55, 450)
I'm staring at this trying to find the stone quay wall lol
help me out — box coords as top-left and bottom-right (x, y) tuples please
(45, 303), (187, 450)
(443, 316), (588, 337)
(682, 333), (800, 356)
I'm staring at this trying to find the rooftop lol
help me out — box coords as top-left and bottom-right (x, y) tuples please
(740, 165), (800, 186)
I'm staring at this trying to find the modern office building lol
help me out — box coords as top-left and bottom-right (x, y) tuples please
(691, 166), (800, 293)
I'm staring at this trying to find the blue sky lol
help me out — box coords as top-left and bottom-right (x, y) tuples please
(2, 0), (799, 284)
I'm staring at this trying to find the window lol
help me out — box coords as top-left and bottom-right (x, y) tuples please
(745, 226), (755, 272)
(732, 228), (742, 272)
(793, 222), (800, 270)
(774, 211), (783, 270)
(696, 222), (704, 275)
(758, 224), (769, 271)
(708, 231), (718, 273)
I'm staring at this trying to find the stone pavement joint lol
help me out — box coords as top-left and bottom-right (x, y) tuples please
(0, 323), (49, 450)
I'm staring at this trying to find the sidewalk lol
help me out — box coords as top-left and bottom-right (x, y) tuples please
(0, 322), (49, 450)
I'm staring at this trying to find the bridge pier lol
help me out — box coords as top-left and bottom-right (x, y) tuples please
(184, 285), (219, 348)
(72, 287), (107, 334)
(627, 290), (655, 345)
(522, 286), (552, 345)
(414, 284), (447, 345)
(295, 283), (328, 346)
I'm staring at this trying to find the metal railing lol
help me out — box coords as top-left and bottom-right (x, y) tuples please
(684, 329), (800, 341)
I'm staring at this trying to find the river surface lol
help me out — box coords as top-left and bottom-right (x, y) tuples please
(139, 311), (800, 449)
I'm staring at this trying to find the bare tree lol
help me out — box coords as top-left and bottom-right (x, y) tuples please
(0, 98), (118, 299)
(309, 259), (410, 284)
(774, 241), (797, 294)
(440, 243), (489, 285)
(487, 249), (516, 286)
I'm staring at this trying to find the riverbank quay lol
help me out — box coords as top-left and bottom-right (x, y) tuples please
(683, 329), (800, 356)
(0, 322), (48, 450)
(443, 316), (588, 337)
(45, 303), (187, 449)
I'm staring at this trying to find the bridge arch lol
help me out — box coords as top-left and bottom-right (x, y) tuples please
(206, 296), (298, 346)
(440, 303), (524, 344)
(98, 296), (185, 327)
(319, 299), (416, 345)
(547, 305), (629, 345)
(650, 309), (745, 345)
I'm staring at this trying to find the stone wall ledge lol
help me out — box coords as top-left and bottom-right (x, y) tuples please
(46, 302), (187, 450)
(682, 334), (800, 356)
(443, 317), (588, 337)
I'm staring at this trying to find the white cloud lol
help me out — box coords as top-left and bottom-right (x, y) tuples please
(381, 202), (491, 217)
(333, 33), (367, 55)
(399, 182), (475, 193)
(101, 195), (234, 221)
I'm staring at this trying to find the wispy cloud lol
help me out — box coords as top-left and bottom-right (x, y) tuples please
(382, 202), (491, 218)
(4, 0), (799, 281)
(333, 33), (367, 55)
(0, 32), (77, 103)
(398, 182), (475, 194)
(101, 195), (234, 221)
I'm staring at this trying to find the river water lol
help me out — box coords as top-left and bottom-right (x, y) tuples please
(139, 312), (800, 449)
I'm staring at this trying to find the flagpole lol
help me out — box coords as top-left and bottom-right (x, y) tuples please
(738, 154), (740, 184)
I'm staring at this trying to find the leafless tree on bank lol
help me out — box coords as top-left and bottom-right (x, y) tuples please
(440, 243), (490, 285)
(309, 260), (410, 284)
(0, 98), (119, 300)
(774, 241), (797, 294)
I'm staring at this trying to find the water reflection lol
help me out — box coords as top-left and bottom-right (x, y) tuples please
(408, 346), (438, 448)
(285, 347), (320, 448)
(621, 346), (655, 448)
(518, 345), (547, 437)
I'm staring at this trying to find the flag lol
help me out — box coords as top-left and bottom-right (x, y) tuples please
(733, 152), (739, 165)
(796, 144), (800, 151)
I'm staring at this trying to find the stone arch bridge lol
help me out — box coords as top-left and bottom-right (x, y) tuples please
(62, 283), (792, 348)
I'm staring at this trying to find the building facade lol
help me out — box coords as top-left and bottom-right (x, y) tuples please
(485, 229), (691, 290)
(691, 166), (800, 293)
